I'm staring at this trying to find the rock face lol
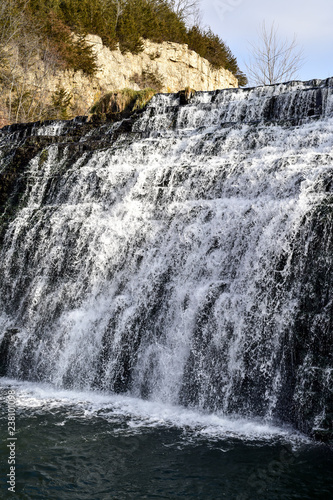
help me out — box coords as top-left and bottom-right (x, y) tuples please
(0, 79), (332, 442)
(85, 35), (238, 93)
(2, 35), (238, 118)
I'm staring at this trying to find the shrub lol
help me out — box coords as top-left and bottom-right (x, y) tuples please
(130, 68), (164, 91)
(48, 87), (73, 120)
(42, 13), (98, 75)
(26, 0), (247, 84)
(89, 88), (157, 119)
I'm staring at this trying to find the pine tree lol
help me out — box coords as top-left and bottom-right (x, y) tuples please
(4, 0), (247, 85)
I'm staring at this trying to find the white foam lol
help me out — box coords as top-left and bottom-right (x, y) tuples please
(1, 81), (332, 436)
(0, 378), (309, 444)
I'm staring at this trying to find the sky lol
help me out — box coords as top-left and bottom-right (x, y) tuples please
(201, 0), (333, 84)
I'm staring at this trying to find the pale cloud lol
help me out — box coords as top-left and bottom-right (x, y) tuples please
(201, 0), (333, 81)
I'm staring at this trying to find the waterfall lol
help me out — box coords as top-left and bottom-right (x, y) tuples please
(0, 78), (332, 439)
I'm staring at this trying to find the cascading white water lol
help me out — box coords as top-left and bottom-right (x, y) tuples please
(0, 78), (332, 437)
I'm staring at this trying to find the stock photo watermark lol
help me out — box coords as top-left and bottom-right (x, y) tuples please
(213, 0), (245, 21)
(6, 389), (17, 493)
(235, 444), (298, 500)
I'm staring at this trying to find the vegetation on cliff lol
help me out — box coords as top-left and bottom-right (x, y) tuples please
(0, 0), (246, 124)
(25, 0), (246, 82)
(1, 0), (246, 80)
(89, 88), (157, 121)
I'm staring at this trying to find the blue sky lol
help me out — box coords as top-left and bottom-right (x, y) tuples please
(201, 0), (333, 84)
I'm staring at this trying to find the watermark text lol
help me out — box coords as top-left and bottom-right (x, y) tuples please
(6, 390), (17, 493)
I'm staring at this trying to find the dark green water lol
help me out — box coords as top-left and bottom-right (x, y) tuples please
(1, 380), (332, 500)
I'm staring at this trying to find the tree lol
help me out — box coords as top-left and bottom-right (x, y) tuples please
(187, 25), (247, 86)
(169, 0), (201, 27)
(245, 21), (304, 86)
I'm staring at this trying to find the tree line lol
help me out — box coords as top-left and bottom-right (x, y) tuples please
(0, 0), (247, 124)
(25, 0), (247, 83)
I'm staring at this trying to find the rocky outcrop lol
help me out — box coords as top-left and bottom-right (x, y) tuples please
(0, 80), (333, 441)
(1, 35), (238, 120)
(52, 36), (238, 110)
(85, 35), (238, 93)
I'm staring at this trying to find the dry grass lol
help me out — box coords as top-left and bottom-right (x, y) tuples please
(89, 88), (157, 119)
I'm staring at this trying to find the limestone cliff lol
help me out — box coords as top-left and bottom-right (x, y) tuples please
(0, 35), (238, 124)
(44, 35), (238, 113)
(85, 35), (238, 93)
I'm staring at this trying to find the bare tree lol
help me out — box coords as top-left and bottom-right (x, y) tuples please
(0, 0), (61, 124)
(0, 0), (30, 123)
(245, 21), (304, 86)
(169, 0), (202, 27)
(111, 0), (124, 28)
(0, 0), (29, 47)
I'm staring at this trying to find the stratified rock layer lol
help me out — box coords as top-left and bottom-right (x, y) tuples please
(0, 79), (332, 442)
(1, 36), (238, 118)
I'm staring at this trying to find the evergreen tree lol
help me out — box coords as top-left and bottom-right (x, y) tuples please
(4, 0), (247, 84)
